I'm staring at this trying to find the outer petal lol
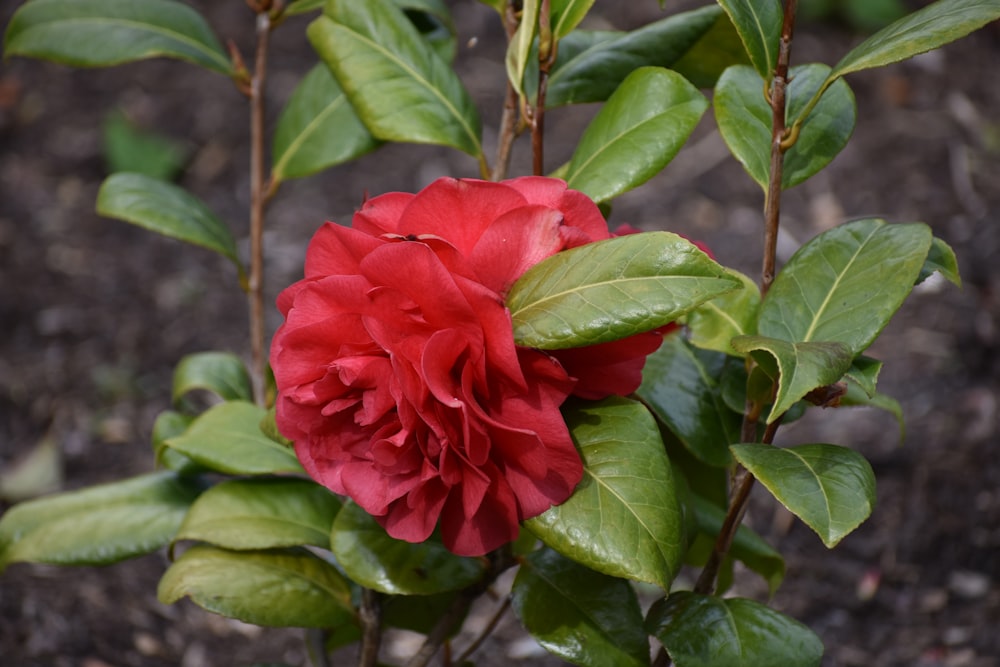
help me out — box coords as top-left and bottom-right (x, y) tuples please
(304, 222), (385, 279)
(503, 176), (610, 244)
(352, 191), (414, 236)
(553, 330), (665, 399)
(468, 205), (565, 295)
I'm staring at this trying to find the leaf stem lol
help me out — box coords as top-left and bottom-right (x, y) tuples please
(248, 10), (271, 407)
(761, 0), (797, 297)
(358, 588), (383, 667)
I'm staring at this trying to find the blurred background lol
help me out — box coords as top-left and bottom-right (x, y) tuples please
(1, 1), (998, 665)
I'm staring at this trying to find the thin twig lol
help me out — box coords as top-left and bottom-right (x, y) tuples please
(248, 10), (271, 407)
(491, 1), (521, 182)
(531, 0), (554, 176)
(358, 588), (382, 667)
(454, 596), (512, 664)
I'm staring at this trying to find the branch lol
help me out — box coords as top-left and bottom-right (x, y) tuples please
(358, 588), (383, 667)
(492, 1), (521, 182)
(248, 10), (271, 407)
(531, 0), (554, 176)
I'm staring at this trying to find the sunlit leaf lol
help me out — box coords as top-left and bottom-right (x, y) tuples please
(330, 500), (486, 595)
(4, 0), (232, 74)
(731, 443), (876, 547)
(96, 173), (241, 269)
(0, 472), (200, 571)
(757, 219), (933, 354)
(918, 236), (961, 286)
(526, 397), (684, 590)
(272, 64), (380, 182)
(551, 0), (596, 39)
(508, 232), (739, 349)
(309, 0), (482, 157)
(159, 545), (355, 628)
(512, 548), (650, 667)
(564, 67), (708, 203)
(163, 401), (304, 476)
(646, 592), (823, 667)
(714, 64), (856, 190)
(505, 0), (540, 100)
(731, 335), (854, 422)
(685, 268), (759, 355)
(715, 0), (783, 79)
(175, 478), (341, 550)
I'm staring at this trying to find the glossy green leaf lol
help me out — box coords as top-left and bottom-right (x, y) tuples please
(687, 494), (784, 595)
(731, 443), (876, 547)
(714, 64), (856, 190)
(175, 478), (341, 550)
(830, 0), (1000, 80)
(638, 335), (740, 467)
(844, 356), (882, 398)
(508, 232), (739, 350)
(172, 351), (253, 409)
(918, 236), (961, 286)
(272, 64), (379, 182)
(646, 592), (823, 667)
(159, 545), (355, 628)
(103, 111), (186, 180)
(96, 173), (241, 268)
(545, 6), (724, 107)
(512, 548), (650, 667)
(151, 409), (202, 474)
(551, 0), (596, 38)
(308, 0), (482, 157)
(731, 335), (854, 422)
(757, 219), (933, 354)
(163, 401), (305, 476)
(715, 0), (783, 79)
(4, 0), (232, 74)
(564, 67), (708, 203)
(330, 500), (486, 595)
(685, 268), (759, 355)
(526, 397), (684, 590)
(0, 472), (200, 571)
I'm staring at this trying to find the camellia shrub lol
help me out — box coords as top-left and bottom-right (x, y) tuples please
(1, 0), (996, 665)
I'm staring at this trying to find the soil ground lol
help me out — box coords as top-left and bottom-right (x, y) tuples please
(1, 1), (999, 666)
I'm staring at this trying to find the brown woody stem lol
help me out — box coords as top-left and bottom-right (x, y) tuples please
(531, 0), (554, 176)
(248, 11), (271, 407)
(492, 1), (521, 181)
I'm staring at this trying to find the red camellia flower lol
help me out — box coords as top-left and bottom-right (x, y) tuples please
(270, 177), (665, 556)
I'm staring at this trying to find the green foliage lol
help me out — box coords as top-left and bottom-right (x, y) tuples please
(171, 352), (254, 409)
(103, 111), (187, 180)
(507, 232), (739, 349)
(527, 397), (684, 590)
(4, 0), (232, 74)
(732, 444), (876, 547)
(715, 0), (783, 79)
(564, 67), (708, 203)
(0, 472), (201, 571)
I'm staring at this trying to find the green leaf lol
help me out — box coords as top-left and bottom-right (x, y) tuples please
(151, 409), (202, 474)
(646, 592), (823, 667)
(309, 0), (482, 157)
(545, 6), (725, 107)
(564, 67), (708, 203)
(844, 356), (882, 398)
(96, 173), (241, 269)
(830, 0), (1000, 80)
(638, 335), (740, 467)
(284, 0), (324, 15)
(731, 443), (876, 547)
(715, 0), (783, 79)
(0, 472), (200, 572)
(103, 110), (186, 180)
(506, 0), (540, 99)
(512, 548), (650, 667)
(668, 11), (751, 89)
(172, 351), (253, 409)
(508, 232), (739, 350)
(918, 236), (961, 286)
(526, 397), (684, 590)
(731, 335), (854, 422)
(383, 592), (463, 635)
(330, 500), (486, 595)
(4, 0), (232, 74)
(757, 219), (933, 354)
(175, 478), (341, 550)
(687, 494), (784, 595)
(158, 545), (355, 628)
(163, 401), (305, 476)
(714, 64), (856, 190)
(272, 64), (380, 182)
(685, 268), (760, 356)
(551, 0), (596, 39)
